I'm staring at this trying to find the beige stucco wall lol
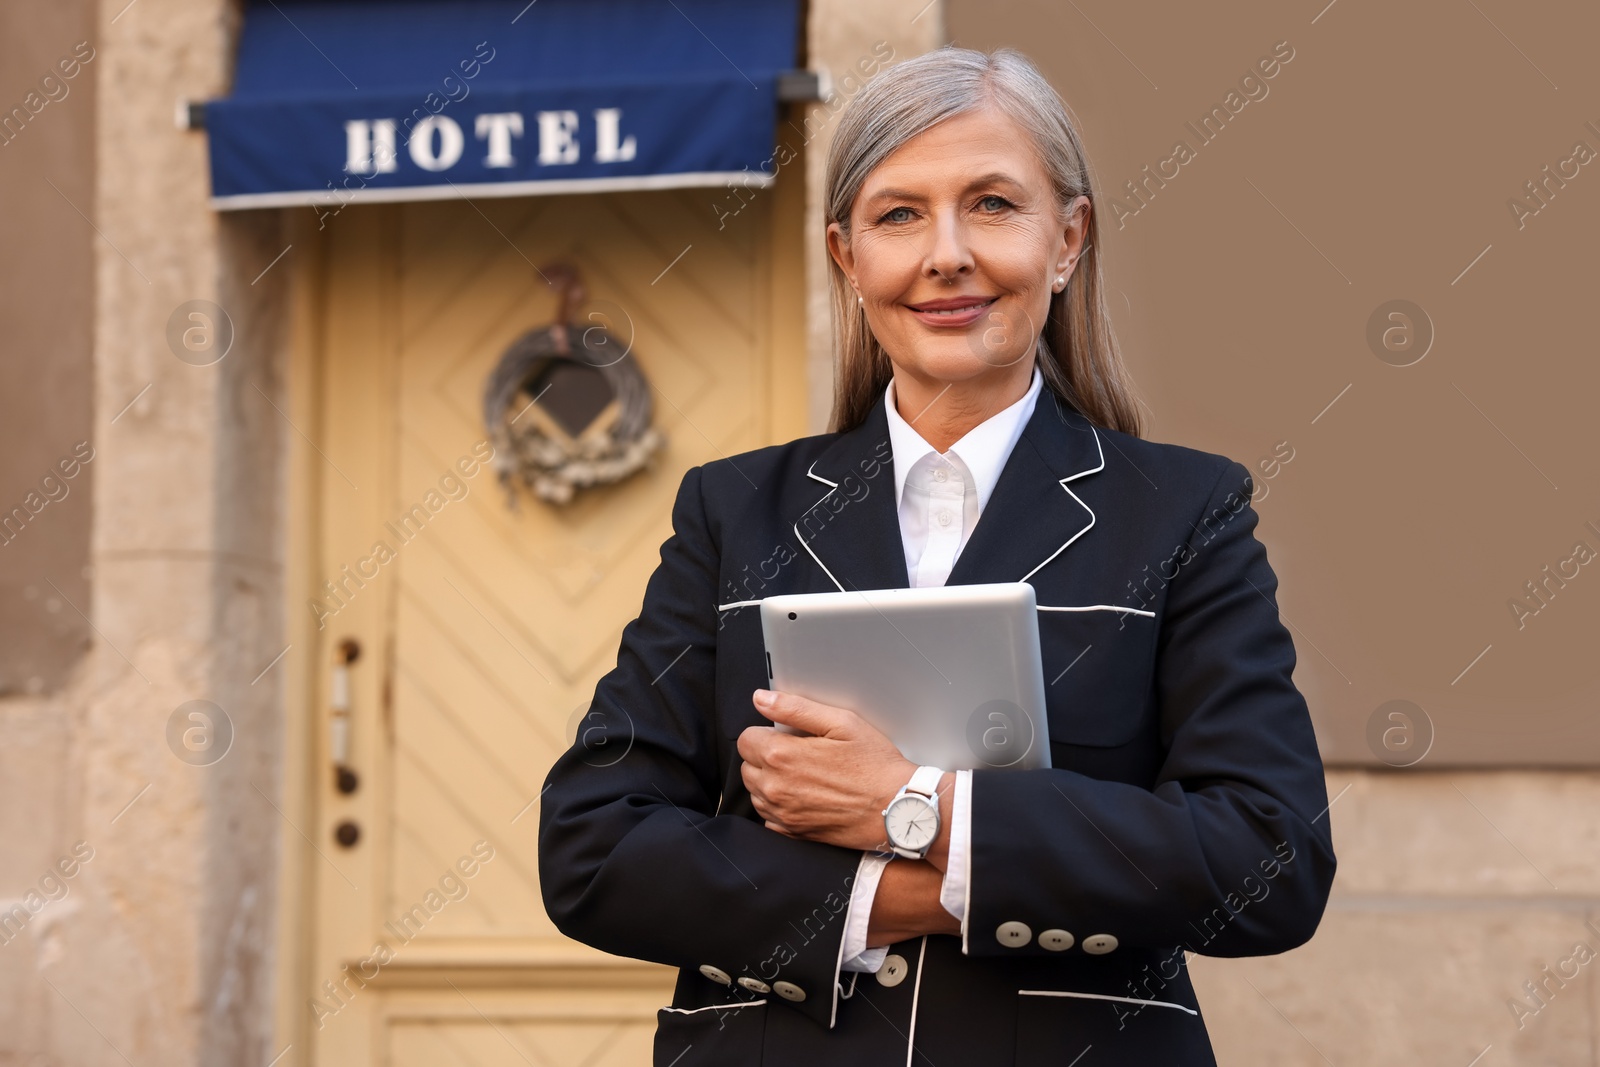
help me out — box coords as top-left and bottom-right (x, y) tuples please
(0, 0), (97, 696)
(1197, 770), (1600, 1065)
(0, 0), (292, 1063)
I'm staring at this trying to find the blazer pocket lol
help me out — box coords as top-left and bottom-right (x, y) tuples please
(1014, 989), (1213, 1066)
(1036, 608), (1157, 749)
(654, 1000), (767, 1067)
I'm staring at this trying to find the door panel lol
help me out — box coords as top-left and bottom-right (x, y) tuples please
(308, 175), (803, 1062)
(383, 989), (665, 1067)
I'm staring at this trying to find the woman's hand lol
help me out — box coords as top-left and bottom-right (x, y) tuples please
(737, 688), (917, 853)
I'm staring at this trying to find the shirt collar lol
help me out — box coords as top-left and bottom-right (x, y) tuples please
(883, 365), (1043, 512)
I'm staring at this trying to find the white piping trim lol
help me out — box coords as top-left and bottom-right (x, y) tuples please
(829, 888), (850, 1029)
(717, 599), (763, 611)
(661, 998), (769, 1015)
(903, 935), (929, 1067)
(795, 462), (847, 593)
(1037, 604), (1155, 618)
(1016, 989), (1199, 1016)
(960, 839), (971, 956)
(794, 520), (847, 593)
(1019, 427), (1104, 584)
(210, 170), (774, 211)
(804, 461), (838, 489)
(1066, 426), (1108, 484)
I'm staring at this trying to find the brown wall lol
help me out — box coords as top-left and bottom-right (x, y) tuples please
(947, 0), (1600, 765)
(0, 1), (97, 695)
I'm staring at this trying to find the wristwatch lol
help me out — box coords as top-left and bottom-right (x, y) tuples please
(882, 765), (944, 860)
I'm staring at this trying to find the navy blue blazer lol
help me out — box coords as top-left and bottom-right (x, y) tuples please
(538, 386), (1336, 1066)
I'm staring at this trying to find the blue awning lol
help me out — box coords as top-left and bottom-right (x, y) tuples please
(205, 0), (803, 210)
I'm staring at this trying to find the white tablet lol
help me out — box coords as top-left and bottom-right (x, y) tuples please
(759, 582), (1051, 771)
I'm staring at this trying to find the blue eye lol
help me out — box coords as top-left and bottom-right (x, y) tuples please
(879, 206), (914, 224)
(979, 195), (1013, 211)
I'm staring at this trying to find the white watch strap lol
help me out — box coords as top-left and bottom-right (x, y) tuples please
(905, 765), (943, 797)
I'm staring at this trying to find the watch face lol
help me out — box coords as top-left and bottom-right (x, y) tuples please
(885, 795), (938, 851)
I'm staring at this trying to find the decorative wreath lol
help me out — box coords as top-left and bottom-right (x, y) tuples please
(481, 264), (665, 506)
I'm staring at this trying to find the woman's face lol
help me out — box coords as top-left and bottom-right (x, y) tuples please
(827, 104), (1089, 395)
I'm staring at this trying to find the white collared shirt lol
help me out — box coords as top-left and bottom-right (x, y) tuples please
(838, 366), (1043, 976)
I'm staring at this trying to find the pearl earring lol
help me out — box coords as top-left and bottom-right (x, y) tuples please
(857, 294), (864, 306)
(1055, 275), (1064, 289)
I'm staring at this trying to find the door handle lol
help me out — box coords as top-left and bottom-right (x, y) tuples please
(331, 637), (361, 795)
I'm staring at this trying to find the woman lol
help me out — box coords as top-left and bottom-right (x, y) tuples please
(539, 45), (1335, 1066)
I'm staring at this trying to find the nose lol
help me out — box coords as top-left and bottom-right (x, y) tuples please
(922, 209), (974, 282)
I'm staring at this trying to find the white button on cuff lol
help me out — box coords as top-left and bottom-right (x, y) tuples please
(1039, 928), (1075, 952)
(1082, 934), (1119, 955)
(737, 976), (770, 993)
(698, 964), (732, 985)
(772, 980), (806, 1002)
(996, 921), (1032, 947)
(876, 953), (909, 987)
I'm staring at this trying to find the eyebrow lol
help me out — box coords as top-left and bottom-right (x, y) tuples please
(862, 172), (1026, 207)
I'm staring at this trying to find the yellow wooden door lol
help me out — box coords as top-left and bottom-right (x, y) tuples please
(300, 173), (806, 1065)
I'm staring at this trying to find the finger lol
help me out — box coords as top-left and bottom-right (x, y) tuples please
(748, 786), (773, 822)
(752, 688), (854, 737)
(735, 725), (769, 768)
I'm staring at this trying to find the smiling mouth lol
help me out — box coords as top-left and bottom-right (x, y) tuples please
(906, 297), (998, 315)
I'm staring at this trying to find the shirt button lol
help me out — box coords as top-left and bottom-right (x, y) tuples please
(996, 921), (1032, 947)
(876, 953), (909, 987)
(933, 469), (948, 482)
(936, 509), (952, 527)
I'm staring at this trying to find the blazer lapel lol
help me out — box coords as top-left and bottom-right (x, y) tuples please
(794, 387), (1106, 594)
(789, 396), (910, 592)
(944, 388), (1105, 588)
